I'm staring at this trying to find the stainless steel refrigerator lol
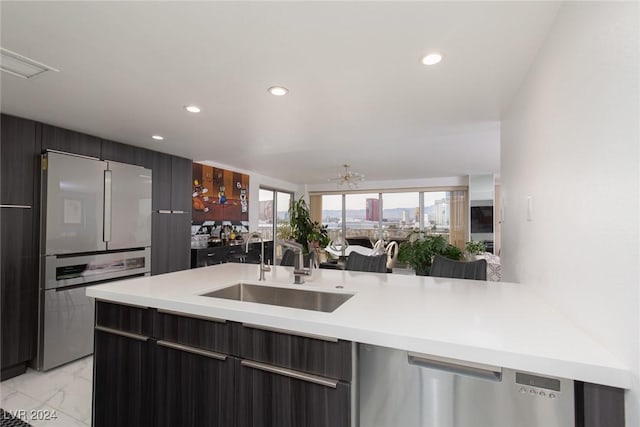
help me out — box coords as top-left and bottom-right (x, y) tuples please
(37, 150), (152, 371)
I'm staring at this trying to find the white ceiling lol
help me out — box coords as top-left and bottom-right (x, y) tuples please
(0, 1), (560, 185)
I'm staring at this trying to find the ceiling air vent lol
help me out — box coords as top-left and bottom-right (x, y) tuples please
(0, 48), (59, 79)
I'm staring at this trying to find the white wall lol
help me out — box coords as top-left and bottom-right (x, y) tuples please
(501, 2), (639, 424)
(468, 174), (495, 202)
(197, 160), (303, 231)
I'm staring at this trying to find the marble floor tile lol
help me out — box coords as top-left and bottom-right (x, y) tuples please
(1, 356), (93, 427)
(28, 403), (88, 427)
(43, 375), (92, 423)
(0, 389), (42, 414)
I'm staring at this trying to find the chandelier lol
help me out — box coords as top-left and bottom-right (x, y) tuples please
(329, 164), (365, 188)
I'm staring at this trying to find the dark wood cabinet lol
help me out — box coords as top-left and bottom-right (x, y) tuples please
(576, 382), (625, 427)
(171, 212), (191, 272)
(150, 151), (173, 211)
(150, 153), (191, 275)
(101, 139), (151, 168)
(154, 310), (232, 354)
(237, 324), (353, 426)
(0, 114), (39, 380)
(93, 303), (354, 427)
(1, 114), (38, 205)
(155, 343), (237, 427)
(151, 212), (172, 275)
(151, 211), (190, 275)
(93, 328), (152, 427)
(93, 301), (153, 427)
(239, 324), (353, 382)
(41, 123), (102, 158)
(238, 360), (351, 427)
(0, 208), (37, 380)
(170, 156), (192, 212)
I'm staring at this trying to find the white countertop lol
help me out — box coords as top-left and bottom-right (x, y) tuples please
(86, 263), (630, 388)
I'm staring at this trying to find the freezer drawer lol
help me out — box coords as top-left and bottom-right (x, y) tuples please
(39, 286), (95, 371)
(43, 248), (150, 290)
(359, 345), (574, 427)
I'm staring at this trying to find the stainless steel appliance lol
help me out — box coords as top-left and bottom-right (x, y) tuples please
(37, 150), (152, 370)
(359, 345), (574, 427)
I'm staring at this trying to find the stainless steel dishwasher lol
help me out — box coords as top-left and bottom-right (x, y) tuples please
(359, 345), (574, 427)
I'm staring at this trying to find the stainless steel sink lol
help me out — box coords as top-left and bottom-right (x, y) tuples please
(201, 283), (354, 313)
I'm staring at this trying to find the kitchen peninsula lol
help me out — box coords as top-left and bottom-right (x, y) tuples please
(87, 263), (628, 427)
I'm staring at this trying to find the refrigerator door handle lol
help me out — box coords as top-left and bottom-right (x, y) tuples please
(103, 170), (112, 242)
(408, 352), (503, 382)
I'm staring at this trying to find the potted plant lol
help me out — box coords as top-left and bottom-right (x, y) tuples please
(398, 233), (463, 276)
(288, 197), (329, 254)
(464, 240), (486, 260)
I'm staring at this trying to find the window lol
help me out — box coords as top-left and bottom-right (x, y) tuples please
(259, 187), (293, 263)
(381, 192), (420, 241)
(345, 193), (379, 241)
(310, 188), (467, 249)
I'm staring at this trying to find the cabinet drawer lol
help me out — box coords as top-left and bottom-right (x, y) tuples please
(239, 324), (352, 381)
(154, 309), (232, 354)
(239, 359), (350, 427)
(155, 344), (237, 427)
(95, 301), (152, 336)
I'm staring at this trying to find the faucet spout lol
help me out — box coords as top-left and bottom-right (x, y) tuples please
(278, 240), (313, 284)
(246, 231), (270, 281)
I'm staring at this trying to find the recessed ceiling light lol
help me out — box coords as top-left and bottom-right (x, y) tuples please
(421, 53), (443, 66)
(185, 105), (201, 113)
(268, 86), (288, 96)
(152, 135), (164, 141)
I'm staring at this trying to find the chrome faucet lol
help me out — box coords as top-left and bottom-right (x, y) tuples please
(279, 240), (313, 284)
(245, 231), (271, 281)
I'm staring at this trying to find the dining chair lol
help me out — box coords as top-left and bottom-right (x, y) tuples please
(345, 252), (388, 273)
(430, 255), (487, 280)
(385, 241), (399, 269)
(280, 249), (316, 268)
(280, 249), (297, 267)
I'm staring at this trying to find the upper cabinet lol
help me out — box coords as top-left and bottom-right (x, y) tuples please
(150, 152), (191, 212)
(170, 156), (192, 213)
(101, 139), (151, 168)
(0, 115), (38, 206)
(150, 152), (173, 211)
(41, 123), (101, 158)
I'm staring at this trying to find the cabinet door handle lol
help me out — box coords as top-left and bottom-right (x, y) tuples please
(157, 210), (172, 214)
(95, 325), (149, 342)
(241, 360), (338, 389)
(103, 170), (112, 242)
(0, 204), (32, 209)
(408, 352), (502, 382)
(157, 340), (227, 361)
(172, 210), (185, 214)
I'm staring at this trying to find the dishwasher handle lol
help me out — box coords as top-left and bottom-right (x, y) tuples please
(408, 352), (502, 382)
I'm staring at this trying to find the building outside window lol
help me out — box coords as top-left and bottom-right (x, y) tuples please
(313, 189), (467, 249)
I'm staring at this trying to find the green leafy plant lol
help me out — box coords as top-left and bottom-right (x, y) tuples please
(465, 240), (486, 256)
(288, 197), (329, 253)
(398, 233), (463, 276)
